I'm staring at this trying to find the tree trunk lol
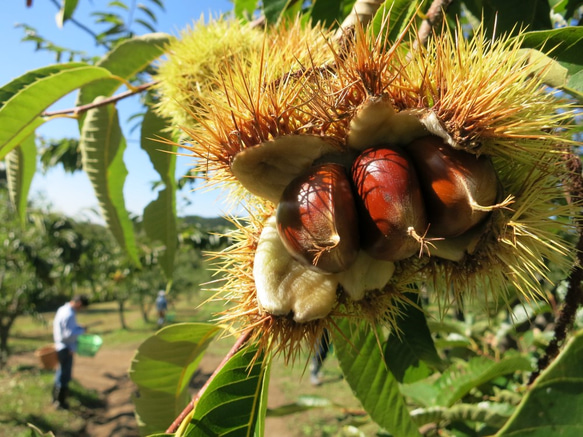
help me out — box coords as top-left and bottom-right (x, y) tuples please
(139, 298), (150, 324)
(0, 316), (15, 368)
(117, 299), (128, 330)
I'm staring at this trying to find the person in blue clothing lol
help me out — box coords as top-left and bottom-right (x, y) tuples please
(52, 295), (89, 409)
(156, 290), (168, 328)
(310, 329), (331, 386)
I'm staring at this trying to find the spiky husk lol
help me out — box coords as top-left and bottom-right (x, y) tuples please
(164, 18), (580, 360)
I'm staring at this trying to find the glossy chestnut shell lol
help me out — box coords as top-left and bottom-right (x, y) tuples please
(407, 136), (499, 238)
(276, 163), (360, 273)
(351, 146), (428, 261)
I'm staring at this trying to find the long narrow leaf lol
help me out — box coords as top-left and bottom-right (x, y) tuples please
(184, 344), (271, 437)
(56, 0), (79, 27)
(402, 354), (532, 408)
(333, 319), (421, 437)
(384, 293), (444, 383)
(79, 99), (141, 266)
(141, 107), (177, 280)
(0, 63), (112, 159)
(371, 0), (421, 43)
(130, 323), (221, 436)
(76, 33), (173, 123)
(497, 330), (583, 436)
(5, 133), (37, 225)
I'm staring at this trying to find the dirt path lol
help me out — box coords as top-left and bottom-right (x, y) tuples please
(13, 342), (291, 436)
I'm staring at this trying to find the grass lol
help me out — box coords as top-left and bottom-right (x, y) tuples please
(1, 296), (377, 437)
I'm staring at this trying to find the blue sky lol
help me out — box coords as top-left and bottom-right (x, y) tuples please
(1, 0), (235, 222)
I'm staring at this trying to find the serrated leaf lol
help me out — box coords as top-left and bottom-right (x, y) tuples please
(0, 63), (113, 160)
(56, 0), (79, 27)
(517, 48), (569, 88)
(5, 133), (36, 225)
(518, 27), (583, 100)
(384, 294), (444, 383)
(403, 355), (532, 408)
(141, 107), (177, 280)
(496, 330), (583, 437)
(76, 33), (173, 125)
(183, 344), (271, 437)
(135, 19), (157, 33)
(79, 99), (141, 266)
(411, 402), (514, 429)
(130, 323), (221, 436)
(143, 188), (176, 279)
(519, 27), (583, 74)
(137, 4), (158, 23)
(371, 0), (422, 43)
(333, 319), (421, 437)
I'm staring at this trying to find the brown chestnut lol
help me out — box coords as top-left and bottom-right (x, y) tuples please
(276, 163), (359, 273)
(351, 146), (428, 261)
(406, 135), (499, 238)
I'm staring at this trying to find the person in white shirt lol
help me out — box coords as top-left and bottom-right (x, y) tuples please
(52, 295), (89, 409)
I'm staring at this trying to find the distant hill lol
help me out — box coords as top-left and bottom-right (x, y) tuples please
(180, 215), (235, 230)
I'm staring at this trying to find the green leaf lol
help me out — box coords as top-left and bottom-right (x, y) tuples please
(384, 294), (444, 383)
(76, 33), (173, 124)
(371, 0), (422, 43)
(309, 0), (341, 27)
(516, 48), (569, 88)
(5, 133), (36, 225)
(0, 63), (113, 160)
(234, 0), (258, 20)
(263, 0), (292, 24)
(141, 107), (177, 280)
(79, 99), (141, 266)
(403, 355), (532, 408)
(183, 344), (271, 437)
(519, 27), (583, 75)
(333, 319), (421, 437)
(130, 323), (221, 436)
(496, 330), (583, 436)
(480, 0), (552, 38)
(56, 0), (79, 27)
(518, 27), (583, 100)
(411, 402), (514, 429)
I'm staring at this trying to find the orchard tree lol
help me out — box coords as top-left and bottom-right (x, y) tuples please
(2, 1), (583, 436)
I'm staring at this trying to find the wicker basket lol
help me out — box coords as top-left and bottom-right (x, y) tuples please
(35, 344), (59, 370)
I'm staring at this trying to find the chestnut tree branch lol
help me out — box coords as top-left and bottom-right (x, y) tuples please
(41, 81), (157, 117)
(528, 152), (583, 384)
(337, 0), (384, 33)
(165, 329), (254, 434)
(412, 0), (454, 51)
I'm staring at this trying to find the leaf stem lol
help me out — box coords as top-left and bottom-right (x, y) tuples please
(41, 81), (157, 117)
(165, 328), (254, 434)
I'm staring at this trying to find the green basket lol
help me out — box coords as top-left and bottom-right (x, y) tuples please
(77, 334), (103, 357)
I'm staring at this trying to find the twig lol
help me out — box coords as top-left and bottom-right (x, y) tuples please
(48, 0), (110, 50)
(412, 0), (454, 51)
(337, 0), (384, 36)
(165, 329), (254, 434)
(41, 81), (157, 117)
(528, 152), (583, 384)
